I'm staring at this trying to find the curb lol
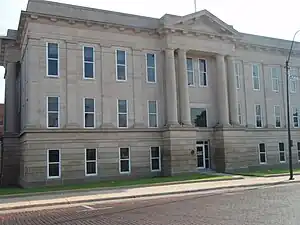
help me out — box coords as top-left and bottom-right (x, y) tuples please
(0, 179), (299, 211)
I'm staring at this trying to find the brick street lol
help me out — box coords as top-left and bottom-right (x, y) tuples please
(1, 183), (300, 225)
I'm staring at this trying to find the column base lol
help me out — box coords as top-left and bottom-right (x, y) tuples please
(164, 123), (181, 128)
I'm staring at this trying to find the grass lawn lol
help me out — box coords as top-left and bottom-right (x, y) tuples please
(239, 168), (300, 177)
(0, 173), (233, 196)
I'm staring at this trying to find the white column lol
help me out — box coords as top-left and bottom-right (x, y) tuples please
(226, 56), (239, 125)
(177, 49), (191, 126)
(165, 48), (179, 126)
(216, 54), (230, 126)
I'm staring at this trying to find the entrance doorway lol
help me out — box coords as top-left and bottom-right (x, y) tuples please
(196, 141), (210, 169)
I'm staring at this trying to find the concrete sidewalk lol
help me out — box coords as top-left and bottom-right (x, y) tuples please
(0, 175), (299, 211)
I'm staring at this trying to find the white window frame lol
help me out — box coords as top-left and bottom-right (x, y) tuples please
(254, 104), (263, 128)
(234, 61), (241, 89)
(252, 64), (260, 90)
(187, 58), (195, 86)
(115, 49), (127, 81)
(290, 68), (297, 93)
(119, 147), (131, 174)
(117, 99), (128, 128)
(238, 103), (242, 125)
(271, 67), (280, 92)
(258, 143), (267, 164)
(274, 105), (281, 128)
(83, 98), (96, 129)
(85, 148), (97, 176)
(198, 58), (208, 87)
(146, 53), (156, 83)
(46, 42), (59, 77)
(150, 146), (161, 172)
(47, 149), (61, 179)
(147, 100), (158, 128)
(292, 107), (299, 128)
(279, 142), (286, 163)
(46, 96), (60, 129)
(82, 46), (95, 79)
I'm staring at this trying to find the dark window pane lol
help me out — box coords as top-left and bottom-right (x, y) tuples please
(117, 65), (126, 80)
(187, 58), (193, 70)
(84, 47), (94, 62)
(48, 59), (58, 76)
(148, 101), (156, 114)
(147, 68), (155, 82)
(276, 119), (281, 127)
(120, 148), (129, 159)
(260, 153), (266, 163)
(149, 114), (157, 127)
(117, 50), (126, 65)
(199, 59), (206, 72)
(200, 73), (207, 86)
(151, 159), (160, 170)
(48, 113), (59, 127)
(85, 99), (94, 112)
(86, 149), (96, 161)
(49, 164), (59, 177)
(48, 97), (58, 111)
(151, 147), (160, 158)
(279, 143), (284, 151)
(259, 143), (265, 153)
(120, 160), (129, 172)
(118, 100), (127, 113)
(118, 114), (127, 127)
(188, 71), (194, 85)
(147, 53), (155, 67)
(280, 153), (285, 162)
(298, 151), (300, 161)
(256, 118), (262, 127)
(84, 63), (94, 78)
(85, 114), (94, 127)
(86, 162), (96, 174)
(298, 142), (300, 150)
(48, 43), (58, 59)
(49, 150), (59, 162)
(191, 108), (207, 127)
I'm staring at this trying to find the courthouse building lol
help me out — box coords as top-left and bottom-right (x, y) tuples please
(1, 0), (300, 187)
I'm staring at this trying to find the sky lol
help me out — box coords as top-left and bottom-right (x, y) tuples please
(1, 0), (300, 103)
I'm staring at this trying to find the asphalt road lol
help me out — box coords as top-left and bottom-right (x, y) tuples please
(1, 183), (300, 225)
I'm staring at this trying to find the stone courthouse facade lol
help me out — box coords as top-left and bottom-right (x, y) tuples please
(1, 0), (300, 187)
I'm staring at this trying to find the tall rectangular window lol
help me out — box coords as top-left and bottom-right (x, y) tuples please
(190, 108), (207, 127)
(271, 67), (280, 92)
(47, 96), (59, 128)
(255, 104), (262, 128)
(148, 100), (158, 128)
(119, 147), (130, 173)
(84, 98), (95, 128)
(238, 103), (242, 125)
(146, 53), (156, 83)
(252, 64), (260, 90)
(47, 149), (61, 179)
(47, 43), (59, 77)
(259, 143), (267, 164)
(279, 142), (285, 162)
(116, 50), (127, 81)
(234, 62), (241, 89)
(297, 142), (300, 161)
(292, 107), (299, 128)
(187, 58), (194, 86)
(274, 105), (281, 128)
(117, 100), (128, 128)
(290, 68), (297, 93)
(85, 148), (97, 176)
(150, 147), (161, 172)
(199, 59), (207, 86)
(83, 46), (95, 79)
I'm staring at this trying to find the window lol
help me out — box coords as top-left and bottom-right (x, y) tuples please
(252, 64), (260, 90)
(47, 149), (61, 179)
(271, 67), (280, 92)
(290, 68), (297, 93)
(238, 103), (242, 125)
(148, 100), (158, 128)
(150, 147), (161, 172)
(234, 62), (241, 89)
(47, 43), (59, 77)
(274, 105), (281, 128)
(119, 147), (130, 173)
(84, 98), (95, 128)
(199, 59), (207, 86)
(83, 46), (95, 79)
(116, 50), (127, 81)
(292, 107), (299, 128)
(146, 53), (156, 83)
(47, 96), (60, 128)
(259, 143), (267, 164)
(298, 142), (300, 161)
(255, 104), (262, 128)
(190, 108), (207, 127)
(187, 58), (194, 86)
(85, 148), (97, 176)
(279, 142), (285, 162)
(117, 100), (128, 128)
